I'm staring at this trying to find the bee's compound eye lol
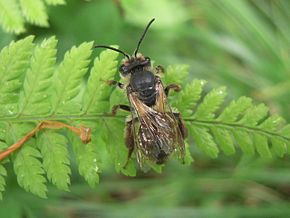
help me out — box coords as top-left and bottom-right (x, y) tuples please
(119, 65), (129, 76)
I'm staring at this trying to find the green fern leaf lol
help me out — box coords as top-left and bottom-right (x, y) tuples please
(0, 0), (25, 33)
(19, 0), (48, 27)
(232, 130), (255, 155)
(71, 121), (100, 188)
(0, 164), (6, 200)
(218, 96), (252, 122)
(37, 130), (70, 191)
(253, 133), (272, 158)
(259, 115), (285, 132)
(45, 0), (66, 5)
(211, 128), (235, 155)
(51, 42), (93, 114)
(82, 48), (119, 114)
(173, 79), (206, 116)
(7, 123), (47, 198)
(239, 103), (268, 126)
(163, 65), (189, 85)
(271, 137), (287, 157)
(183, 142), (194, 165)
(102, 119), (136, 176)
(189, 126), (219, 158)
(14, 144), (47, 198)
(0, 141), (8, 200)
(280, 124), (290, 138)
(193, 86), (227, 120)
(19, 37), (57, 115)
(0, 36), (34, 116)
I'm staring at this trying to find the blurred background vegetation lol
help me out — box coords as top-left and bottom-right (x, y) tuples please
(0, 0), (290, 217)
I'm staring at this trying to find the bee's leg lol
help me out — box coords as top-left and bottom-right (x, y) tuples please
(155, 65), (165, 74)
(106, 80), (125, 89)
(164, 84), (181, 96)
(111, 104), (131, 116)
(173, 112), (188, 139)
(123, 119), (135, 168)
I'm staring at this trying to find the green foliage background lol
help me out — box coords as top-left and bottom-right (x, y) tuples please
(0, 0), (290, 217)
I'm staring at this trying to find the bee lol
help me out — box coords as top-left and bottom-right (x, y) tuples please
(95, 18), (187, 168)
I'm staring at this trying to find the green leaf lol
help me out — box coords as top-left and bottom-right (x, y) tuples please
(259, 115), (285, 132)
(71, 122), (100, 188)
(189, 126), (219, 158)
(163, 65), (189, 85)
(194, 87), (227, 120)
(218, 96), (252, 122)
(82, 48), (119, 114)
(0, 0), (25, 34)
(253, 133), (272, 158)
(183, 141), (194, 165)
(102, 119), (136, 176)
(239, 103), (268, 126)
(173, 79), (206, 116)
(232, 130), (255, 156)
(0, 36), (34, 115)
(52, 42), (93, 114)
(19, 37), (57, 115)
(271, 137), (287, 157)
(14, 143), (47, 198)
(211, 127), (235, 155)
(19, 0), (48, 27)
(0, 164), (7, 200)
(37, 130), (71, 191)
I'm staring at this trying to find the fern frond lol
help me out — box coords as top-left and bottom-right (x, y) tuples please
(161, 65), (290, 159)
(0, 36), (290, 199)
(0, 0), (65, 34)
(193, 87), (227, 120)
(19, 37), (57, 115)
(217, 97), (252, 122)
(19, 0), (48, 27)
(51, 42), (93, 114)
(14, 144), (47, 198)
(37, 130), (70, 191)
(8, 123), (47, 198)
(239, 103), (268, 126)
(163, 65), (189, 86)
(0, 36), (34, 116)
(82, 48), (119, 114)
(0, 141), (8, 200)
(102, 119), (136, 176)
(0, 0), (25, 34)
(172, 79), (206, 116)
(0, 164), (6, 200)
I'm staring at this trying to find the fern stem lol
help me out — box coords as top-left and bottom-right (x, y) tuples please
(186, 119), (290, 142)
(1, 115), (289, 142)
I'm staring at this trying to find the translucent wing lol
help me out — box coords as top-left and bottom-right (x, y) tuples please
(127, 77), (185, 165)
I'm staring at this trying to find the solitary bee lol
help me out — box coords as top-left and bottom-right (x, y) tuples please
(95, 19), (187, 168)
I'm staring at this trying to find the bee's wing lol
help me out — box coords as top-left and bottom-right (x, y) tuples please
(154, 77), (185, 160)
(127, 78), (185, 163)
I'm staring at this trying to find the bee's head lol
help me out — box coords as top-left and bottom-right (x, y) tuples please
(94, 18), (155, 77)
(119, 54), (151, 77)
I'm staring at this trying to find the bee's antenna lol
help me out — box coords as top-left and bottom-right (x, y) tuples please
(94, 45), (130, 59)
(134, 18), (155, 57)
